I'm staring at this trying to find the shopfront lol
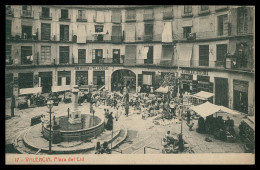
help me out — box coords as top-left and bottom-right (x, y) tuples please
(215, 77), (228, 107)
(181, 73), (193, 93)
(5, 73), (13, 98)
(39, 72), (52, 93)
(18, 73), (34, 90)
(111, 69), (136, 92)
(197, 75), (213, 93)
(57, 71), (71, 86)
(233, 80), (249, 114)
(93, 71), (105, 90)
(76, 71), (88, 86)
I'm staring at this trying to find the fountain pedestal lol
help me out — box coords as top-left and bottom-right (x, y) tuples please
(69, 85), (81, 124)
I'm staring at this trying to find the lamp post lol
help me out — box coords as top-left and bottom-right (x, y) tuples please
(46, 99), (53, 154)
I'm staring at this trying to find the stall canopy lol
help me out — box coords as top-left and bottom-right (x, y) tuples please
(19, 87), (42, 95)
(155, 86), (169, 93)
(192, 91), (214, 100)
(190, 101), (241, 118)
(52, 85), (71, 92)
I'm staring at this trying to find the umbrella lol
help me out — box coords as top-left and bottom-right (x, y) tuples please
(155, 86), (169, 93)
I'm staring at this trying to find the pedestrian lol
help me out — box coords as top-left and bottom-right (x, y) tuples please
(115, 106), (119, 121)
(187, 109), (191, 124)
(125, 102), (129, 117)
(95, 141), (101, 154)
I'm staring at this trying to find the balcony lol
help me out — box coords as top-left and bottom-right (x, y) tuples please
(136, 35), (153, 42)
(76, 15), (88, 22)
(125, 15), (136, 22)
(21, 10), (33, 18)
(6, 8), (14, 17)
(163, 11), (173, 20)
(215, 6), (228, 12)
(143, 13), (153, 21)
(111, 36), (122, 43)
(59, 16), (71, 22)
(40, 12), (52, 20)
(5, 58), (13, 65)
(182, 12), (193, 18)
(198, 9), (210, 16)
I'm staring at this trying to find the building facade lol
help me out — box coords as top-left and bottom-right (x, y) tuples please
(5, 5), (255, 115)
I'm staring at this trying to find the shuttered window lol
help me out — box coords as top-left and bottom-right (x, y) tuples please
(78, 49), (86, 64)
(41, 46), (51, 62)
(111, 10), (121, 23)
(61, 9), (68, 19)
(60, 25), (69, 41)
(6, 20), (11, 37)
(218, 14), (228, 36)
(216, 44), (227, 65)
(59, 46), (69, 64)
(184, 6), (192, 14)
(125, 45), (136, 66)
(41, 23), (51, 40)
(144, 24), (153, 41)
(199, 45), (209, 66)
(238, 7), (248, 34)
(126, 10), (136, 21)
(112, 26), (122, 42)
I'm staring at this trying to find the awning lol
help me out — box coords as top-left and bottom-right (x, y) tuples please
(190, 101), (242, 118)
(52, 85), (71, 92)
(77, 25), (86, 43)
(190, 102), (222, 118)
(19, 87), (42, 95)
(162, 22), (173, 42)
(192, 91), (214, 100)
(155, 86), (169, 93)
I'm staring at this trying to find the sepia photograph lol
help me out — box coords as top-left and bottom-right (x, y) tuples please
(5, 5), (255, 164)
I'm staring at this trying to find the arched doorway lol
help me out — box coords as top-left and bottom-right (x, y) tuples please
(111, 69), (136, 93)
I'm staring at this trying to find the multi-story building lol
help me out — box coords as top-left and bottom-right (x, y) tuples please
(5, 5), (255, 115)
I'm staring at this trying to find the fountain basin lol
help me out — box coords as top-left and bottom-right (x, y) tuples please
(43, 114), (104, 142)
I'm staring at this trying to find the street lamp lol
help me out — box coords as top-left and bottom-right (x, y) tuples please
(46, 99), (53, 154)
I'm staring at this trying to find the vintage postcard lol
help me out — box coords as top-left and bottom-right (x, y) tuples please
(5, 5), (255, 165)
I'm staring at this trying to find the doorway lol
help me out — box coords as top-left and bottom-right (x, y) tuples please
(215, 77), (228, 107)
(113, 49), (120, 64)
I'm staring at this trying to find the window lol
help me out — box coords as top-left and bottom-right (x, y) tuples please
(183, 27), (191, 38)
(60, 25), (69, 41)
(78, 10), (86, 20)
(6, 45), (12, 65)
(93, 71), (105, 88)
(126, 10), (136, 21)
(92, 49), (103, 64)
(78, 49), (86, 64)
(22, 26), (32, 39)
(144, 24), (153, 41)
(143, 9), (153, 21)
(199, 45), (209, 66)
(22, 5), (32, 17)
(42, 7), (50, 18)
(163, 7), (173, 19)
(6, 20), (11, 38)
(59, 46), (69, 64)
(144, 46), (153, 64)
(66, 77), (70, 85)
(95, 25), (103, 33)
(184, 6), (192, 14)
(238, 7), (248, 34)
(41, 23), (51, 40)
(41, 46), (51, 62)
(201, 6), (209, 11)
(216, 44), (227, 66)
(21, 46), (33, 64)
(61, 9), (68, 19)
(58, 71), (71, 86)
(218, 14), (228, 36)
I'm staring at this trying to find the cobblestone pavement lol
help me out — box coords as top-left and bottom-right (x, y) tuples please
(6, 98), (245, 154)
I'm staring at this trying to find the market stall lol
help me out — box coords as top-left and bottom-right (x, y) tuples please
(52, 85), (72, 103)
(18, 87), (43, 109)
(191, 91), (214, 105)
(239, 116), (255, 153)
(190, 102), (241, 142)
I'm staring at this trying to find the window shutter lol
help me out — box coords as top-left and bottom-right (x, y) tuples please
(41, 23), (51, 40)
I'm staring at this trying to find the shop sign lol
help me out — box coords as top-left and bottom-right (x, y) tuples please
(75, 66), (108, 71)
(182, 69), (208, 76)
